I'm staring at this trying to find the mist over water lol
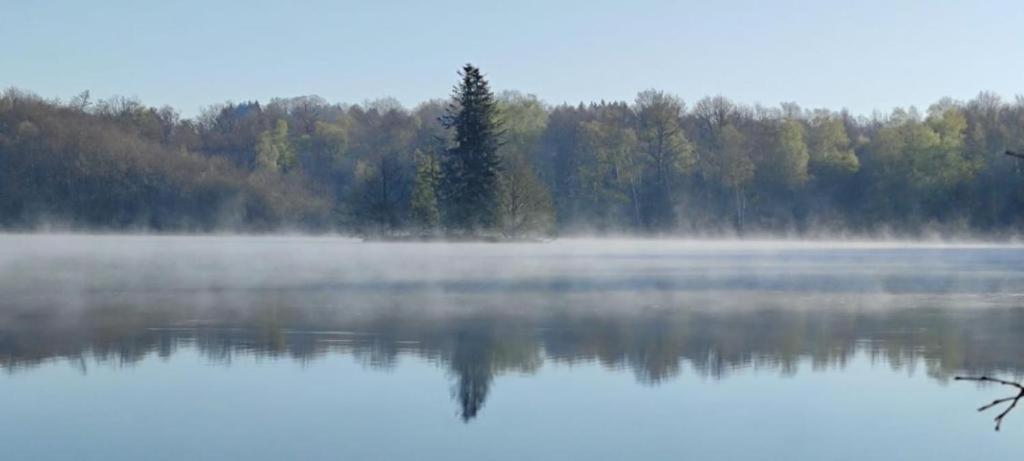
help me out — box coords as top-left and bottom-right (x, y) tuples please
(2, 234), (1024, 459)
(3, 235), (1023, 372)
(4, 234), (1021, 311)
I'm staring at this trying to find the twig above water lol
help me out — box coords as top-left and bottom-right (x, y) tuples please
(955, 375), (1024, 431)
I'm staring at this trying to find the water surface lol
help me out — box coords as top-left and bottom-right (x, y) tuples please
(1, 235), (1023, 460)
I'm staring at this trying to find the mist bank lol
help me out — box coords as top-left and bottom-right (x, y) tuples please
(1, 85), (1023, 238)
(3, 235), (1021, 315)
(2, 234), (1022, 421)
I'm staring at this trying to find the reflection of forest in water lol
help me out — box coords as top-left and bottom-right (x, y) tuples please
(3, 302), (1024, 421)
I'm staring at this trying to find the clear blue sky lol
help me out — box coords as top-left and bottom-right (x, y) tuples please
(3, 0), (1023, 118)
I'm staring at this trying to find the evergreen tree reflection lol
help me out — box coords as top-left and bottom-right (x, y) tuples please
(2, 303), (1024, 422)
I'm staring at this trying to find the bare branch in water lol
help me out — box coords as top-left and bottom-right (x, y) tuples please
(955, 376), (1024, 431)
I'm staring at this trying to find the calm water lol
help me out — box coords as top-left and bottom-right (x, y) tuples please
(2, 235), (1024, 460)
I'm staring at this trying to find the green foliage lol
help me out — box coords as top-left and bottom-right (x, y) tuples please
(808, 116), (859, 177)
(578, 110), (642, 229)
(2, 74), (1023, 237)
(771, 120), (810, 189)
(345, 104), (419, 234)
(863, 107), (982, 226)
(295, 120), (348, 188)
(495, 91), (554, 237)
(498, 91), (548, 151)
(410, 151), (441, 231)
(440, 64), (503, 233)
(806, 116), (856, 177)
(256, 119), (295, 172)
(635, 90), (694, 230)
(498, 153), (554, 238)
(714, 125), (754, 190)
(0, 90), (329, 231)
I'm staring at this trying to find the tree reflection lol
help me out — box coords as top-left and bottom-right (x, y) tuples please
(2, 303), (1024, 422)
(449, 329), (494, 421)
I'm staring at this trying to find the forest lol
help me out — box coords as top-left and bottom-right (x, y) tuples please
(1, 64), (1022, 237)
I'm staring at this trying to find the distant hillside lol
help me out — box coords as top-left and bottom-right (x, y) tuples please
(1, 81), (1023, 238)
(0, 90), (330, 231)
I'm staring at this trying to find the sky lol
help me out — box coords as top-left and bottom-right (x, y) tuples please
(3, 0), (1024, 118)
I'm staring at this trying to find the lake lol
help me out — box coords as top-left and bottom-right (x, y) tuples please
(1, 235), (1023, 460)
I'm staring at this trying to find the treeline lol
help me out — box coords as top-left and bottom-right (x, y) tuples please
(542, 91), (1024, 236)
(1, 66), (1022, 236)
(0, 90), (330, 231)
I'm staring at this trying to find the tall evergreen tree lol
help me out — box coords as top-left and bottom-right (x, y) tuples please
(440, 64), (503, 233)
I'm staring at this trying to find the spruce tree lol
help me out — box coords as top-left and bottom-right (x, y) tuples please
(440, 64), (503, 234)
